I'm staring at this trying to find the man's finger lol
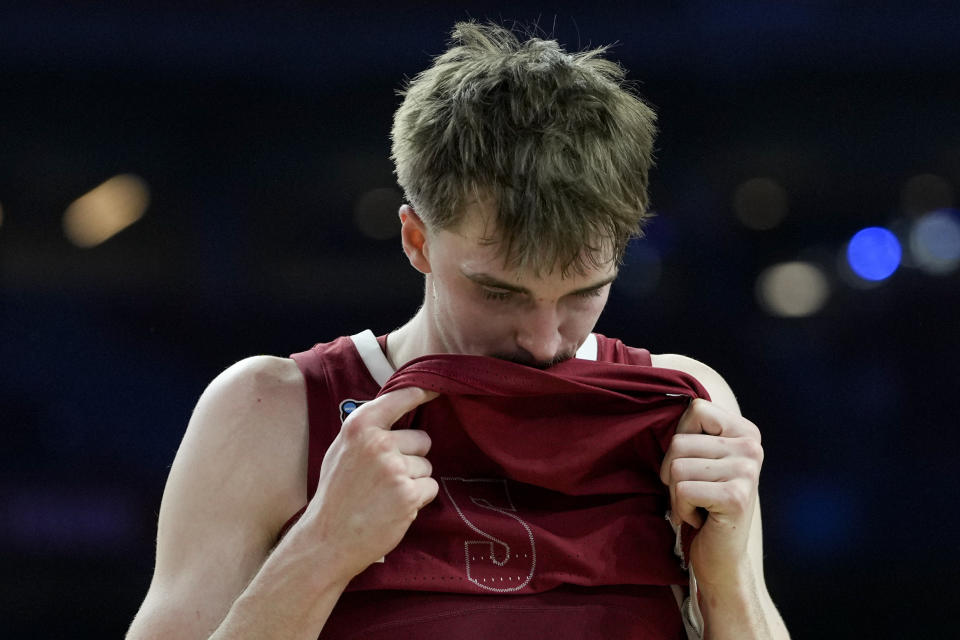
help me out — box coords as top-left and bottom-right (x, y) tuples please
(660, 434), (728, 485)
(672, 481), (706, 529)
(391, 429), (432, 457)
(667, 433), (730, 459)
(667, 457), (733, 484)
(403, 454), (433, 479)
(676, 479), (754, 523)
(676, 398), (726, 436)
(413, 476), (439, 509)
(676, 398), (760, 440)
(348, 387), (439, 430)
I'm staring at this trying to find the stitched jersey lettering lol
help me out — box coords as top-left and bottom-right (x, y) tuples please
(440, 477), (536, 592)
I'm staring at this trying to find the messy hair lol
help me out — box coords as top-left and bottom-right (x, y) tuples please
(391, 21), (658, 276)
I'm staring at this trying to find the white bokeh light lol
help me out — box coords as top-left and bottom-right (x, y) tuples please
(909, 209), (960, 275)
(756, 261), (830, 317)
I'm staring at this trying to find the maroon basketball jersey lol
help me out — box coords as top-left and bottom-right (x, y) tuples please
(287, 332), (707, 639)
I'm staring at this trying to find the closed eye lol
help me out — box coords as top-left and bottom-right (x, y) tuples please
(481, 287), (514, 302)
(575, 287), (605, 299)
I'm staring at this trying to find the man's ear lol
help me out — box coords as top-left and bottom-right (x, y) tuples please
(399, 204), (432, 274)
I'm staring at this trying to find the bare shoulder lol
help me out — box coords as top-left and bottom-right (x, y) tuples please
(195, 355), (307, 434)
(204, 354), (305, 404)
(650, 353), (741, 415)
(175, 354), (309, 533)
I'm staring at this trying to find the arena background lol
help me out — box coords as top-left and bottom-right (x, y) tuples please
(1, 2), (958, 637)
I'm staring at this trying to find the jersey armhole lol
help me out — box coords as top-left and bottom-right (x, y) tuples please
(289, 346), (335, 502)
(275, 348), (332, 546)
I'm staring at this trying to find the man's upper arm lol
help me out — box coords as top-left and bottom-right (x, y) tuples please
(651, 353), (767, 589)
(127, 355), (308, 639)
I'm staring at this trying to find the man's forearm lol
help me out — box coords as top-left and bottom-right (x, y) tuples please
(698, 564), (789, 640)
(210, 524), (351, 640)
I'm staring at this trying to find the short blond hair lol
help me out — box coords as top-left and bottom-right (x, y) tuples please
(391, 21), (657, 276)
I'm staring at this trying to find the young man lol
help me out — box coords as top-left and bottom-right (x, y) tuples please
(127, 22), (789, 639)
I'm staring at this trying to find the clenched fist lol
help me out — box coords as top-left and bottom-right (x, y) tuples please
(660, 398), (764, 592)
(301, 387), (439, 580)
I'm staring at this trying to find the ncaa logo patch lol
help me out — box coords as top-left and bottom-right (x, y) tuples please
(339, 398), (368, 423)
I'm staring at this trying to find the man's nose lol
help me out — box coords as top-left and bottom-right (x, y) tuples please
(515, 304), (563, 365)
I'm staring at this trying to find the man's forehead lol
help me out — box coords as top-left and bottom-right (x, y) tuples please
(458, 249), (618, 288)
(440, 196), (619, 281)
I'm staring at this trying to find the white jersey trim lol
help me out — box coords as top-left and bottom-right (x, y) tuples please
(575, 333), (598, 361)
(350, 330), (394, 387)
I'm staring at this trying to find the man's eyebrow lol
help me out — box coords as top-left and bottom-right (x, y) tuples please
(567, 274), (618, 295)
(462, 271), (618, 296)
(463, 272), (531, 294)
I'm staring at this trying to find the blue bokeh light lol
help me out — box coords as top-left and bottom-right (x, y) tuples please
(846, 226), (902, 281)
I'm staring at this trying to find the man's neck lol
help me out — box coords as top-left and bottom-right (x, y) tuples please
(384, 308), (434, 371)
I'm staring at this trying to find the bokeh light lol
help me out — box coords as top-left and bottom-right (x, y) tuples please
(900, 173), (954, 217)
(354, 187), (403, 240)
(909, 208), (960, 275)
(846, 227), (901, 281)
(732, 177), (788, 230)
(756, 261), (830, 317)
(62, 174), (150, 248)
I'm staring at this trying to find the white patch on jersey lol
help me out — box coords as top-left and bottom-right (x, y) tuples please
(575, 332), (598, 361)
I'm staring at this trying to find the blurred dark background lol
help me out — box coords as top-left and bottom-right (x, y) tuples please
(1, 1), (958, 637)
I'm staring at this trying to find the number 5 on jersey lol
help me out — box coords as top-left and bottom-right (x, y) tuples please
(440, 477), (536, 592)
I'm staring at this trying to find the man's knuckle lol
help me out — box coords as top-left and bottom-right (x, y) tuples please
(405, 429), (428, 450)
(416, 430), (432, 448)
(733, 458), (756, 480)
(381, 454), (406, 477)
(659, 459), (672, 484)
(358, 430), (390, 456)
(742, 437), (764, 460)
(670, 433), (692, 451)
(725, 482), (752, 511)
(741, 417), (761, 439)
(341, 417), (364, 440)
(670, 457), (686, 480)
(400, 481), (423, 507)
